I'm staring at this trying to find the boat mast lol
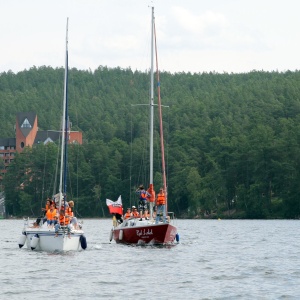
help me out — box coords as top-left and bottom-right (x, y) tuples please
(59, 18), (69, 209)
(149, 7), (154, 188)
(153, 9), (168, 211)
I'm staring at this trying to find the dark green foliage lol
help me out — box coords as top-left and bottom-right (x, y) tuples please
(2, 67), (300, 218)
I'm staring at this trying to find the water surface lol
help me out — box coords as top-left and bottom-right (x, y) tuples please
(1, 219), (299, 299)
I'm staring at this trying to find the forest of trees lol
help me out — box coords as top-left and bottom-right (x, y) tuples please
(1, 66), (300, 219)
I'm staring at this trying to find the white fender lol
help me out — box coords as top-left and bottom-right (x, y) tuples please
(118, 229), (123, 241)
(18, 232), (27, 248)
(109, 228), (113, 242)
(30, 234), (39, 250)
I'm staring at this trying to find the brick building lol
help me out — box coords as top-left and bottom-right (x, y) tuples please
(0, 111), (82, 181)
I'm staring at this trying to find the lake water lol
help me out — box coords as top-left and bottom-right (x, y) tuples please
(1, 218), (300, 299)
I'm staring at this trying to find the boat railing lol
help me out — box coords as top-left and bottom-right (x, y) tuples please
(167, 212), (177, 225)
(168, 212), (176, 219)
(122, 218), (137, 227)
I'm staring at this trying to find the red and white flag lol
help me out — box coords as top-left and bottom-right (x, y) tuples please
(106, 195), (123, 215)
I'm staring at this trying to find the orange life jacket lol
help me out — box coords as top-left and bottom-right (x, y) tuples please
(156, 193), (166, 205)
(59, 214), (70, 225)
(132, 211), (140, 218)
(147, 187), (155, 203)
(140, 191), (148, 200)
(46, 209), (57, 220)
(124, 212), (132, 219)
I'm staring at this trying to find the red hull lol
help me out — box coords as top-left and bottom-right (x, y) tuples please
(113, 223), (177, 245)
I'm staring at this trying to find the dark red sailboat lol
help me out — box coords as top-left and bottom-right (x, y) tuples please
(107, 7), (179, 246)
(112, 219), (177, 245)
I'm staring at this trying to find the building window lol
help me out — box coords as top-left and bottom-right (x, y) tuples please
(20, 142), (24, 149)
(0, 153), (3, 157)
(21, 118), (32, 128)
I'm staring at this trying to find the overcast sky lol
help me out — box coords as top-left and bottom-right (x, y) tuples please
(1, 0), (300, 74)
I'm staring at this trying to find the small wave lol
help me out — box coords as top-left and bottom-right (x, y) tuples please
(92, 244), (103, 250)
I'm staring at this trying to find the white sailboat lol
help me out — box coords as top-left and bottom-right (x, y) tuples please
(18, 19), (87, 251)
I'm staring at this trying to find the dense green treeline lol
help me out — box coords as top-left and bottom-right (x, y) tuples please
(2, 66), (300, 218)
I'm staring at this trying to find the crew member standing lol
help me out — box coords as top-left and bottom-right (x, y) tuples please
(135, 185), (151, 220)
(155, 187), (166, 224)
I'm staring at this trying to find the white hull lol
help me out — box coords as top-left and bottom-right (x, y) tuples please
(20, 220), (86, 252)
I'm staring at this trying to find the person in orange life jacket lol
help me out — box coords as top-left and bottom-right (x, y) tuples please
(155, 188), (166, 224)
(124, 208), (132, 219)
(66, 201), (73, 217)
(131, 206), (140, 218)
(41, 198), (52, 224)
(135, 185), (151, 220)
(54, 209), (71, 238)
(46, 204), (57, 227)
(42, 198), (51, 215)
(60, 199), (69, 210)
(67, 200), (80, 229)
